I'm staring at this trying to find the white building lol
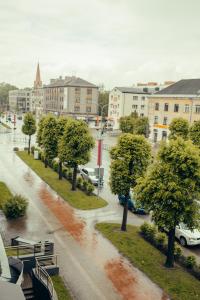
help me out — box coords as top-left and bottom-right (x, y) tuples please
(9, 89), (31, 113)
(108, 87), (150, 129)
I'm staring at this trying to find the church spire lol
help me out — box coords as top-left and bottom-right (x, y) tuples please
(34, 62), (42, 88)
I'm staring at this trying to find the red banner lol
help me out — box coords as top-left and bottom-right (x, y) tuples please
(97, 139), (103, 166)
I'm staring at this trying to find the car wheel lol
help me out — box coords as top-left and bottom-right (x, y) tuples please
(180, 236), (187, 247)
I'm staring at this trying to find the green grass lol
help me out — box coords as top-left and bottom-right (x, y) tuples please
(51, 275), (72, 300)
(96, 223), (200, 300)
(0, 182), (12, 209)
(17, 151), (107, 210)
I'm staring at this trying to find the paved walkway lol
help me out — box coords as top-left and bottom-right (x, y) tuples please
(0, 126), (168, 300)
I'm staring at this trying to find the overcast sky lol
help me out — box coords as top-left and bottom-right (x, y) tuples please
(0, 0), (200, 89)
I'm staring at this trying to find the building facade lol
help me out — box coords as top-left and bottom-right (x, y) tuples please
(148, 79), (200, 142)
(108, 87), (150, 129)
(43, 76), (98, 119)
(9, 89), (31, 113)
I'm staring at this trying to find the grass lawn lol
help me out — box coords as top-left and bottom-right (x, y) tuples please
(96, 223), (200, 300)
(51, 275), (72, 300)
(17, 151), (107, 210)
(0, 181), (12, 209)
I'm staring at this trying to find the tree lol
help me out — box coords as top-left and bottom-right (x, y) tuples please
(22, 113), (36, 154)
(42, 115), (58, 167)
(119, 116), (135, 133)
(98, 91), (109, 117)
(110, 133), (151, 231)
(36, 116), (46, 147)
(190, 120), (200, 147)
(56, 116), (70, 179)
(134, 138), (200, 268)
(135, 116), (150, 137)
(169, 118), (189, 140)
(0, 82), (18, 111)
(119, 113), (150, 137)
(58, 119), (95, 190)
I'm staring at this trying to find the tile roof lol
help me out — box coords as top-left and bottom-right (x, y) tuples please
(155, 79), (200, 95)
(115, 87), (150, 94)
(45, 76), (97, 88)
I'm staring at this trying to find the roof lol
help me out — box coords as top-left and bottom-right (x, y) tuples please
(155, 79), (200, 95)
(115, 87), (150, 94)
(45, 76), (97, 88)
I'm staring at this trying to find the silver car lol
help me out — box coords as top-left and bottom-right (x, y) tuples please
(80, 167), (103, 186)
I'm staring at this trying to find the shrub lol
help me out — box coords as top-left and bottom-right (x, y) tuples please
(82, 179), (88, 191)
(156, 232), (167, 249)
(38, 150), (42, 160)
(86, 183), (95, 195)
(31, 146), (35, 154)
(174, 244), (183, 259)
(53, 161), (58, 172)
(62, 167), (67, 178)
(140, 222), (156, 242)
(24, 147), (28, 151)
(77, 177), (83, 189)
(13, 147), (19, 151)
(185, 256), (197, 269)
(3, 195), (28, 219)
(67, 169), (73, 181)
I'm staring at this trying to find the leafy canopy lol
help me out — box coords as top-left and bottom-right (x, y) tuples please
(110, 133), (151, 195)
(58, 119), (95, 166)
(22, 113), (36, 136)
(134, 138), (200, 231)
(190, 120), (200, 147)
(42, 115), (58, 161)
(119, 113), (149, 137)
(36, 116), (46, 147)
(169, 117), (189, 140)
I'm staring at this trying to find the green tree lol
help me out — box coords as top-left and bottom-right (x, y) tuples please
(190, 120), (200, 147)
(58, 119), (95, 190)
(119, 113), (150, 137)
(110, 133), (151, 231)
(36, 116), (46, 147)
(56, 116), (70, 179)
(42, 115), (58, 168)
(169, 117), (189, 140)
(119, 116), (135, 133)
(135, 116), (150, 137)
(98, 91), (109, 117)
(22, 113), (36, 154)
(134, 138), (200, 268)
(0, 82), (18, 111)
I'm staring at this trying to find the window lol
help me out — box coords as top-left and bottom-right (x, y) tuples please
(174, 104), (179, 112)
(132, 105), (138, 109)
(153, 129), (158, 142)
(162, 131), (167, 140)
(74, 106), (80, 112)
(86, 99), (92, 104)
(155, 103), (159, 110)
(133, 96), (138, 100)
(164, 103), (169, 111)
(141, 105), (145, 110)
(163, 117), (167, 125)
(86, 106), (91, 112)
(75, 97), (80, 103)
(87, 88), (92, 95)
(154, 116), (158, 124)
(142, 96), (146, 101)
(75, 87), (80, 93)
(184, 104), (190, 113)
(195, 105), (200, 114)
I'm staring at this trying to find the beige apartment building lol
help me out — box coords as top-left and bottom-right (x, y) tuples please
(148, 79), (200, 142)
(43, 76), (98, 119)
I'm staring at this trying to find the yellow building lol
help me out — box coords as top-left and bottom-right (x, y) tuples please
(148, 79), (200, 142)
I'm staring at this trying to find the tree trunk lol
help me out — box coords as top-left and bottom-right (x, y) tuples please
(44, 158), (48, 168)
(165, 227), (175, 268)
(121, 192), (129, 231)
(58, 161), (62, 180)
(28, 135), (31, 155)
(72, 164), (78, 191)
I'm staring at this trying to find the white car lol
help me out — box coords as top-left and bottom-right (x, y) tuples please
(80, 167), (103, 186)
(175, 223), (200, 246)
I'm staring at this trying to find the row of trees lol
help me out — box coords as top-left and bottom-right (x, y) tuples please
(110, 117), (200, 268)
(37, 115), (94, 190)
(119, 112), (149, 137)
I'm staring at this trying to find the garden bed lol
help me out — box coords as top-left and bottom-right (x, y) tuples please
(51, 275), (72, 300)
(96, 223), (200, 300)
(0, 182), (12, 209)
(16, 151), (107, 210)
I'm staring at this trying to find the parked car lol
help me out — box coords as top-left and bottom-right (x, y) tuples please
(80, 167), (104, 186)
(175, 223), (200, 246)
(118, 193), (147, 215)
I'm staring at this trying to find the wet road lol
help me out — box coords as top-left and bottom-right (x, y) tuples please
(0, 120), (169, 300)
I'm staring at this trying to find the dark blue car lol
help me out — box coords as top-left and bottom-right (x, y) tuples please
(118, 193), (147, 215)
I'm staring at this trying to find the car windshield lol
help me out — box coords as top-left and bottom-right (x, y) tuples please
(180, 223), (189, 230)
